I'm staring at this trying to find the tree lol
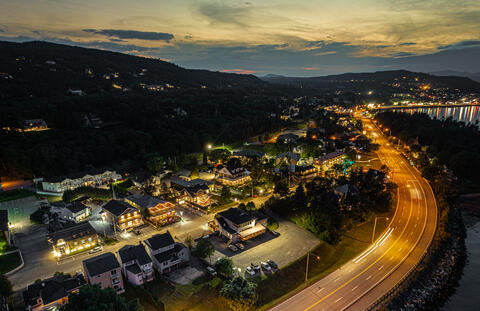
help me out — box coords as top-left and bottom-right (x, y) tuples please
(221, 276), (257, 311)
(184, 235), (193, 250)
(274, 179), (289, 197)
(193, 239), (215, 263)
(293, 183), (307, 207)
(221, 186), (231, 200)
(0, 274), (13, 298)
(214, 257), (234, 278)
(246, 201), (256, 211)
(63, 284), (143, 311)
(146, 156), (163, 174)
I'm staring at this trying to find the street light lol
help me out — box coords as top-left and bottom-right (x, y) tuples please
(305, 252), (321, 285)
(372, 217), (390, 244)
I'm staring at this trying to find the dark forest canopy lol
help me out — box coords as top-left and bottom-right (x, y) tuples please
(375, 111), (480, 182)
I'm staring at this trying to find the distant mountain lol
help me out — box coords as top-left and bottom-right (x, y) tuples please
(262, 70), (480, 92)
(0, 40), (265, 99)
(261, 74), (286, 79)
(430, 70), (480, 83)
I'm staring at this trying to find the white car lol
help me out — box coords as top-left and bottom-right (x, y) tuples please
(261, 262), (272, 272)
(246, 266), (256, 276)
(206, 266), (217, 276)
(228, 244), (238, 252)
(89, 246), (103, 254)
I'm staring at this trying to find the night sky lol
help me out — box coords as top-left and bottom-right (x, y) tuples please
(1, 0), (480, 76)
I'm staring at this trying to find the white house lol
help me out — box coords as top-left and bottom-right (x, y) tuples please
(117, 244), (154, 286)
(42, 169), (121, 193)
(144, 231), (189, 274)
(51, 200), (92, 223)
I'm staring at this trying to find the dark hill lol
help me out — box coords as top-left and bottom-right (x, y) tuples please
(0, 40), (264, 99)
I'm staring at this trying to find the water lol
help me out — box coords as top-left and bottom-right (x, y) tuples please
(392, 105), (480, 128)
(442, 220), (480, 310)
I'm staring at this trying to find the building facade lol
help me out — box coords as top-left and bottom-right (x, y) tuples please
(216, 166), (251, 186)
(83, 252), (124, 294)
(215, 208), (267, 244)
(118, 244), (154, 286)
(102, 200), (143, 232)
(144, 232), (190, 274)
(49, 221), (99, 257)
(41, 169), (121, 193)
(124, 194), (178, 227)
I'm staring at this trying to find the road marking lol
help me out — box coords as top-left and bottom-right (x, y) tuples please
(378, 265), (384, 271)
(351, 285), (358, 291)
(334, 297), (343, 303)
(333, 277), (340, 282)
(390, 255), (394, 260)
(366, 275), (372, 280)
(317, 287), (324, 293)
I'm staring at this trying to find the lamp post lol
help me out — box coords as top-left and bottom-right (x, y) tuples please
(305, 252), (321, 285)
(372, 216), (390, 244)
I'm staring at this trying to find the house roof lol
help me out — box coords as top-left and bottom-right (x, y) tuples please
(216, 216), (236, 234)
(102, 200), (136, 217)
(217, 208), (253, 226)
(49, 221), (96, 243)
(317, 151), (345, 163)
(145, 231), (174, 250)
(125, 264), (142, 275)
(171, 178), (212, 189)
(0, 210), (8, 231)
(67, 201), (89, 214)
(276, 152), (301, 162)
(278, 133), (299, 141)
(118, 244), (152, 266)
(153, 244), (183, 263)
(23, 274), (85, 307)
(43, 168), (114, 183)
(83, 252), (120, 276)
(125, 194), (165, 209)
(335, 184), (359, 195)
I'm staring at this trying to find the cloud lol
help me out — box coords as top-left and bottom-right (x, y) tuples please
(83, 29), (174, 42)
(392, 52), (417, 58)
(220, 68), (257, 74)
(397, 42), (416, 46)
(303, 67), (322, 71)
(438, 40), (480, 50)
(195, 2), (253, 27)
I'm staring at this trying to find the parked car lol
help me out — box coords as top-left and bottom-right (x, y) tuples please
(235, 243), (245, 250)
(271, 230), (281, 237)
(228, 244), (238, 252)
(206, 266), (217, 276)
(246, 266), (256, 276)
(267, 260), (279, 271)
(251, 263), (260, 271)
(89, 246), (103, 254)
(134, 229), (141, 235)
(261, 262), (272, 272)
(202, 234), (210, 239)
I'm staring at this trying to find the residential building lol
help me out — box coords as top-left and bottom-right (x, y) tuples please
(41, 169), (121, 193)
(144, 231), (190, 274)
(125, 194), (178, 227)
(216, 165), (251, 186)
(0, 210), (11, 245)
(49, 221), (99, 257)
(118, 244), (154, 286)
(170, 178), (213, 208)
(50, 199), (92, 223)
(23, 274), (85, 311)
(83, 252), (124, 294)
(102, 200), (143, 232)
(232, 150), (266, 159)
(215, 208), (267, 243)
(334, 184), (360, 198)
(277, 133), (299, 144)
(276, 152), (301, 165)
(290, 165), (318, 183)
(22, 119), (48, 132)
(314, 151), (346, 172)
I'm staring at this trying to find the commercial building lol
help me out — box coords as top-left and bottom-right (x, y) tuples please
(144, 232), (190, 274)
(83, 252), (124, 294)
(41, 169), (121, 194)
(102, 200), (143, 232)
(216, 165), (251, 186)
(50, 199), (92, 223)
(49, 221), (99, 257)
(118, 244), (154, 286)
(215, 208), (267, 244)
(23, 274), (85, 311)
(170, 178), (213, 208)
(125, 194), (178, 226)
(314, 151), (346, 172)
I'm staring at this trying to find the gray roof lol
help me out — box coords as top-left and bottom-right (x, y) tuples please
(170, 178), (213, 188)
(335, 184), (359, 195)
(43, 168), (112, 183)
(126, 264), (142, 275)
(276, 151), (301, 162)
(145, 231), (174, 250)
(103, 200), (135, 217)
(118, 244), (152, 266)
(125, 194), (165, 209)
(67, 201), (89, 214)
(217, 208), (253, 226)
(83, 252), (120, 276)
(49, 221), (96, 243)
(23, 274), (85, 307)
(0, 210), (8, 231)
(154, 244), (183, 263)
(317, 151), (345, 163)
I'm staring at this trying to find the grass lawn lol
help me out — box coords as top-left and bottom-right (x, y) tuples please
(0, 189), (35, 202)
(0, 251), (22, 274)
(37, 194), (63, 203)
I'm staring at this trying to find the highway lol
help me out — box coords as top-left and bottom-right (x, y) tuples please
(271, 118), (438, 311)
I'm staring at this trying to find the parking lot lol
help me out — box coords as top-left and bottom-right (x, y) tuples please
(207, 214), (320, 279)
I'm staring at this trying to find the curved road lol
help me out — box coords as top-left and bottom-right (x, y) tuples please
(271, 118), (438, 311)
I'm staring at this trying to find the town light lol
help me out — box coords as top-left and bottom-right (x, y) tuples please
(207, 144), (212, 150)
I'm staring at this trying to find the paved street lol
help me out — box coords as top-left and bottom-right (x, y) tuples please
(271, 118), (438, 311)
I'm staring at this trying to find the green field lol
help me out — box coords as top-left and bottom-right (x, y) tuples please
(0, 189), (35, 202)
